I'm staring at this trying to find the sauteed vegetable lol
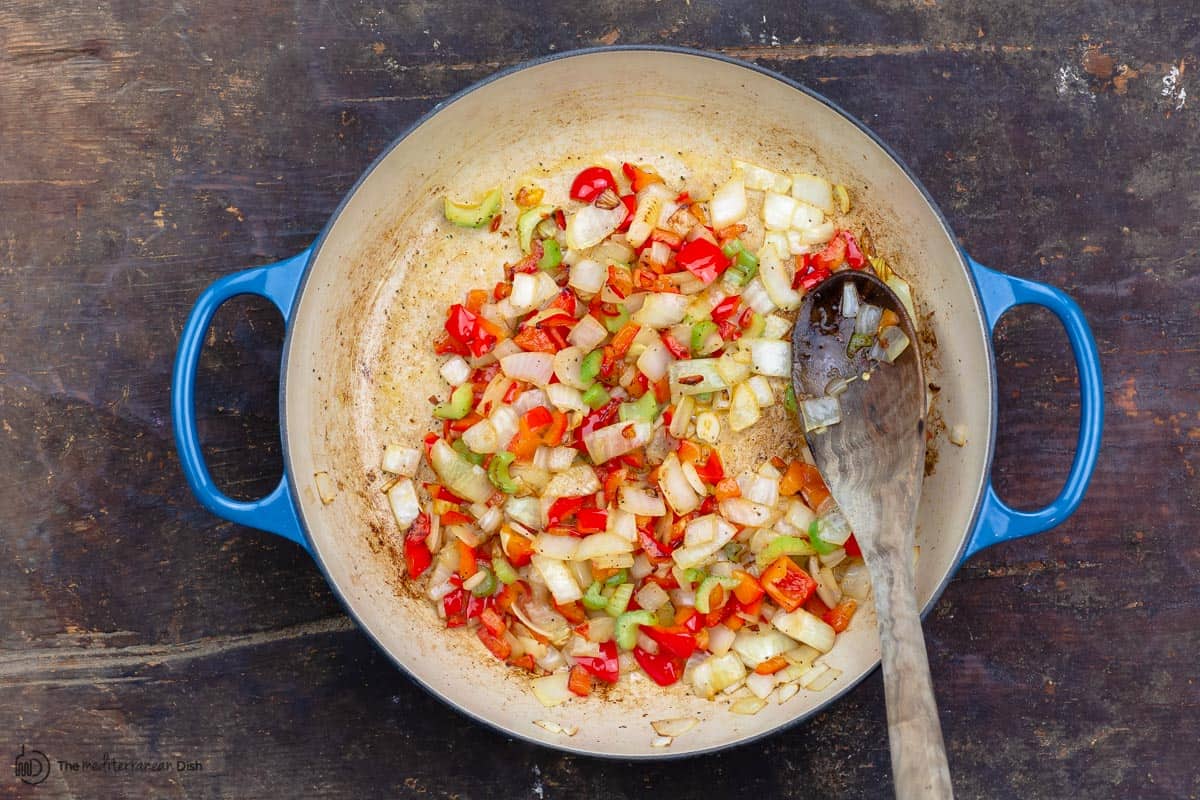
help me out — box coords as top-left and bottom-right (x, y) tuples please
(379, 158), (914, 710)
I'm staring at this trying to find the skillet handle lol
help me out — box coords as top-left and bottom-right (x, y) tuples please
(171, 250), (311, 550)
(963, 257), (1103, 558)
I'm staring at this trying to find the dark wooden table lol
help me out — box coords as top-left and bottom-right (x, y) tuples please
(2, 3), (1197, 798)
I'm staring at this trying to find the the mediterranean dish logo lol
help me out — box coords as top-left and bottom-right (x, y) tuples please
(13, 746), (203, 786)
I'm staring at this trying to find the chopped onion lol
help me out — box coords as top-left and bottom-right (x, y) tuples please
(732, 629), (797, 668)
(790, 201), (825, 231)
(746, 375), (775, 407)
(681, 461), (708, 496)
(762, 314), (792, 340)
(430, 439), (494, 504)
(542, 464), (601, 498)
(870, 325), (911, 363)
(668, 358), (727, 396)
(534, 445), (576, 472)
(626, 184), (673, 247)
(728, 382), (761, 432)
(387, 478), (420, 530)
(709, 177), (747, 229)
(633, 293), (690, 329)
(801, 395), (842, 432)
(840, 560), (873, 601)
(719, 497), (773, 527)
(950, 423), (968, 446)
(773, 608), (836, 652)
(635, 582), (671, 613)
(793, 220), (836, 245)
(489, 406), (519, 445)
(552, 346), (589, 389)
(815, 506), (852, 546)
(595, 238), (635, 264)
(669, 394), (693, 438)
(566, 203), (626, 250)
(786, 499), (817, 531)
(694, 411), (720, 445)
(762, 191), (799, 231)
(511, 389), (548, 416)
(740, 473), (780, 507)
(790, 173), (834, 213)
(583, 420), (652, 464)
(530, 671), (572, 708)
(567, 314), (608, 351)
(671, 516), (737, 569)
(636, 338), (674, 382)
(758, 244), (802, 310)
(462, 418), (500, 454)
(855, 303), (882, 336)
(763, 230), (790, 260)
(649, 240), (672, 267)
(545, 383), (586, 414)
(659, 453), (701, 514)
(531, 555), (583, 604)
(607, 508), (638, 544)
(574, 532), (635, 561)
(651, 717), (698, 738)
(381, 445), (421, 477)
(619, 485), (667, 517)
(535, 534), (579, 561)
(748, 338), (792, 377)
(886, 274), (918, 326)
(716, 352), (752, 385)
(569, 258), (607, 295)
(506, 496), (543, 529)
(476, 506), (502, 534)
(439, 355), (472, 386)
(841, 281), (860, 318)
(509, 272), (538, 314)
(786, 229), (811, 255)
(500, 351), (554, 386)
(733, 159), (791, 193)
(740, 277), (777, 315)
(814, 564), (842, 608)
(690, 652), (747, 699)
(707, 624), (737, 656)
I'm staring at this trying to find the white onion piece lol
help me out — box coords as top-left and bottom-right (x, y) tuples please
(489, 406), (519, 446)
(531, 555), (583, 604)
(728, 382), (761, 432)
(719, 497), (773, 526)
(773, 608), (836, 652)
(762, 191), (799, 230)
(815, 565), (842, 608)
(681, 461), (707, 497)
(651, 717), (699, 738)
(566, 203), (626, 250)
(439, 355), (472, 386)
(694, 412), (720, 445)
(511, 389), (548, 416)
(381, 445), (421, 477)
(841, 281), (860, 318)
(790, 201), (825, 231)
(855, 303), (882, 335)
(542, 465), (601, 498)
(509, 272), (538, 314)
(536, 534), (580, 560)
(791, 173), (834, 213)
(387, 478), (420, 530)
(707, 624), (737, 657)
(569, 258), (607, 295)
(731, 629), (798, 668)
(476, 505), (502, 534)
(871, 325), (911, 363)
(740, 474), (780, 507)
(545, 383), (585, 414)
(595, 238), (635, 264)
(801, 395), (842, 432)
(740, 277), (777, 315)
(635, 582), (671, 613)
(583, 420), (652, 464)
(671, 516), (737, 569)
(659, 453), (701, 514)
(636, 338), (674, 382)
(886, 274), (917, 327)
(649, 240), (671, 267)
(748, 338), (792, 377)
(684, 514), (717, 547)
(763, 231), (790, 260)
(462, 418), (500, 454)
(619, 485), (667, 517)
(709, 177), (747, 229)
(626, 184), (673, 247)
(607, 508), (638, 544)
(668, 358), (727, 396)
(633, 293), (690, 329)
(574, 532), (634, 561)
(429, 439), (494, 504)
(733, 159), (791, 193)
(552, 346), (589, 390)
(505, 496), (543, 529)
(758, 244), (802, 310)
(794, 220), (836, 245)
(715, 353), (752, 386)
(746, 375), (775, 407)
(567, 314), (608, 351)
(786, 229), (812, 255)
(530, 671), (572, 708)
(534, 445), (576, 472)
(841, 560), (873, 601)
(500, 351), (554, 386)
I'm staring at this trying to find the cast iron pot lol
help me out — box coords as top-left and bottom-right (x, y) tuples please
(172, 47), (1103, 758)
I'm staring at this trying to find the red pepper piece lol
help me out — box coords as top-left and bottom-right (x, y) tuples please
(616, 194), (637, 232)
(403, 512), (433, 578)
(574, 640), (620, 684)
(710, 294), (741, 323)
(675, 238), (731, 285)
(844, 533), (862, 558)
(842, 230), (866, 269)
(576, 508), (608, 534)
(661, 332), (690, 360)
(693, 451), (725, 484)
(641, 626), (698, 660)
(547, 496), (587, 526)
(632, 647), (685, 686)
(444, 304), (496, 358)
(570, 166), (617, 203)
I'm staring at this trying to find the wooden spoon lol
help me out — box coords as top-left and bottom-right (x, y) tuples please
(791, 271), (953, 799)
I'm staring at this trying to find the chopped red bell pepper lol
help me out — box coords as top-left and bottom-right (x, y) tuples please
(617, 194), (637, 232)
(793, 255), (832, 293)
(822, 598), (858, 633)
(710, 294), (741, 323)
(844, 533), (862, 558)
(570, 166), (617, 203)
(476, 625), (511, 661)
(609, 323), (641, 359)
(548, 288), (578, 316)
(661, 332), (690, 360)
(403, 512), (433, 578)
(480, 607), (507, 637)
(607, 263), (633, 299)
(513, 325), (559, 354)
(547, 496), (587, 526)
(576, 508), (608, 534)
(568, 664), (593, 696)
(574, 640), (620, 683)
(553, 209), (567, 230)
(444, 304), (496, 358)
(842, 230), (866, 269)
(675, 238), (731, 285)
(637, 526), (674, 563)
(622, 162), (664, 192)
(433, 332), (470, 356)
(760, 556), (817, 612)
(641, 626), (697, 660)
(443, 581), (467, 628)
(693, 451), (725, 484)
(632, 646), (685, 686)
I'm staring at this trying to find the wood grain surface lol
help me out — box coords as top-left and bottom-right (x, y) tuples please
(1, 2), (1197, 798)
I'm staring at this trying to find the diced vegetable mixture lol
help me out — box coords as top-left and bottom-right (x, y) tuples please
(378, 158), (913, 712)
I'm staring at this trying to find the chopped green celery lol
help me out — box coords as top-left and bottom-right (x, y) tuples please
(580, 350), (603, 385)
(583, 581), (609, 611)
(682, 567), (707, 586)
(784, 384), (798, 414)
(744, 312), (766, 338)
(755, 535), (818, 569)
(721, 240), (744, 259)
(602, 303), (630, 334)
(582, 383), (611, 410)
(847, 331), (875, 357)
(721, 241), (758, 286)
(695, 576), (741, 613)
(493, 557), (519, 585)
(538, 238), (563, 272)
(444, 188), (502, 228)
(470, 567), (497, 597)
(516, 204), (554, 253)
(452, 438), (485, 465)
(604, 568), (629, 586)
(736, 248), (759, 273)
(690, 320), (719, 356)
(694, 392), (713, 404)
(605, 582), (634, 617)
(487, 451), (518, 494)
(619, 392), (660, 423)
(615, 609), (657, 650)
(808, 519), (838, 555)
(433, 383), (474, 420)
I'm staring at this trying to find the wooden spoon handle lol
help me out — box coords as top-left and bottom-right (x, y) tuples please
(871, 545), (954, 799)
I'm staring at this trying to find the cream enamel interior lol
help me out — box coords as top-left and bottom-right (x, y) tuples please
(282, 50), (993, 757)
